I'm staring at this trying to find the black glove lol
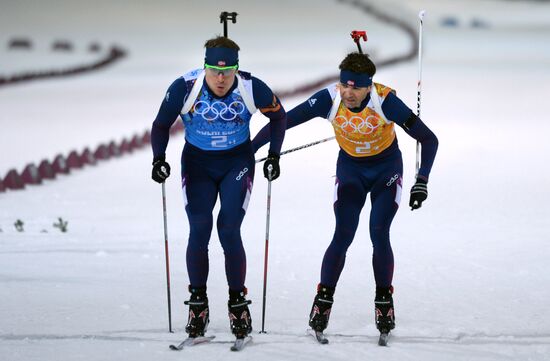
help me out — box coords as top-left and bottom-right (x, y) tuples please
(151, 156), (171, 183)
(409, 178), (428, 210)
(263, 152), (280, 181)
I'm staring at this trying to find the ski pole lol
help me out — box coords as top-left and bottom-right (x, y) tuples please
(220, 11), (238, 37)
(161, 182), (173, 333)
(260, 165), (273, 334)
(255, 136), (335, 163)
(415, 10), (426, 177)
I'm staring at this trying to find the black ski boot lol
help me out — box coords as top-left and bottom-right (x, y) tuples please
(375, 286), (395, 333)
(228, 288), (252, 338)
(184, 286), (209, 337)
(309, 284), (335, 332)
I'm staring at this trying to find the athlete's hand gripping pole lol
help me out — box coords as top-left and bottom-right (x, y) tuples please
(220, 11), (238, 37)
(351, 30), (368, 54)
(260, 165), (273, 333)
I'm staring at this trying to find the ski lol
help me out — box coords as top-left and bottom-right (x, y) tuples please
(230, 336), (252, 351)
(378, 332), (390, 346)
(307, 329), (329, 344)
(169, 335), (215, 350)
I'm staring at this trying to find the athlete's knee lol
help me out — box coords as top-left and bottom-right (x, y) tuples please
(330, 226), (356, 253)
(188, 214), (213, 240)
(217, 208), (244, 236)
(217, 220), (243, 253)
(370, 216), (392, 236)
(218, 225), (240, 243)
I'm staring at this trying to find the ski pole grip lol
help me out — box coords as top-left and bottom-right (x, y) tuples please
(418, 10), (426, 21)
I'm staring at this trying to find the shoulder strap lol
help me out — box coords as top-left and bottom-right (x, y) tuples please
(327, 91), (341, 122)
(328, 85), (390, 123)
(236, 74), (257, 114)
(370, 86), (389, 122)
(181, 70), (205, 115)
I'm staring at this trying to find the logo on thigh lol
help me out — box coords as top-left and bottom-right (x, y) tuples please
(386, 173), (400, 187)
(236, 167), (249, 181)
(385, 173), (403, 206)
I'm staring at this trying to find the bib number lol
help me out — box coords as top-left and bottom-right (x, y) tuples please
(211, 135), (228, 148)
(355, 142), (371, 154)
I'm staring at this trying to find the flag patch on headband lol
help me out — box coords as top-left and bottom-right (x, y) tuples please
(218, 60), (226, 66)
(347, 80), (355, 86)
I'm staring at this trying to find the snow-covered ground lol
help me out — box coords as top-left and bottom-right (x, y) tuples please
(1, 0), (550, 360)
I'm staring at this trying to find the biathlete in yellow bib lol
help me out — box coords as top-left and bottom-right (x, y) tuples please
(252, 52), (438, 337)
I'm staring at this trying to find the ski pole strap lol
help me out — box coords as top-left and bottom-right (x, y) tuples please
(255, 136), (335, 163)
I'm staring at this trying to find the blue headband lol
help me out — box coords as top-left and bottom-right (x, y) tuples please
(340, 70), (373, 88)
(205, 47), (239, 67)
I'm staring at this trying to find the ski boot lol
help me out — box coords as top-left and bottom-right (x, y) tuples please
(228, 288), (252, 339)
(309, 284), (335, 332)
(184, 286), (209, 337)
(375, 286), (395, 334)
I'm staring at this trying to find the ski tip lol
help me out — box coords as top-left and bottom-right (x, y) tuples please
(308, 329), (329, 344)
(316, 331), (329, 344)
(378, 332), (390, 346)
(169, 335), (215, 350)
(230, 335), (252, 351)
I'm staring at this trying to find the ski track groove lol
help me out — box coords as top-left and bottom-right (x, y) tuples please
(2, 332), (550, 346)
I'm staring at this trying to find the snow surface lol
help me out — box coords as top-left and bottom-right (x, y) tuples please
(1, 0), (550, 360)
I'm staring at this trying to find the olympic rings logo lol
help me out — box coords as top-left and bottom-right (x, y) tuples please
(193, 100), (246, 121)
(334, 115), (380, 135)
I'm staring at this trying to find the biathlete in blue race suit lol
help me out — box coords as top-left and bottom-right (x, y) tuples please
(252, 52), (438, 336)
(150, 36), (287, 339)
